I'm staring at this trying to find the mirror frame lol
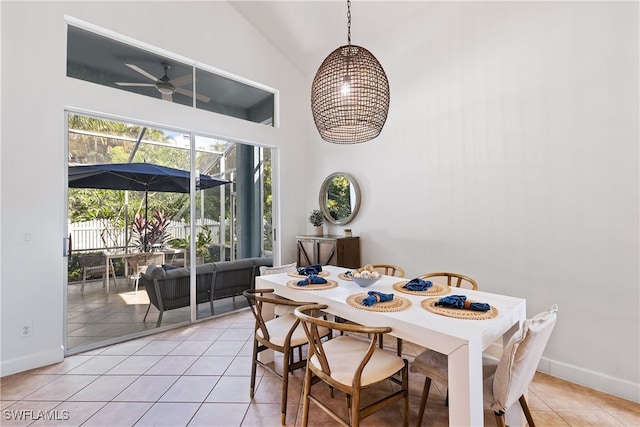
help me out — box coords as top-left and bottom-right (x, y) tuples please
(319, 172), (361, 225)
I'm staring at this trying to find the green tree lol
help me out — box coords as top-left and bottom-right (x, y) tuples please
(327, 175), (351, 221)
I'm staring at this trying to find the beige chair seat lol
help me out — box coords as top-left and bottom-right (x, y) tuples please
(259, 314), (328, 348)
(311, 335), (406, 387)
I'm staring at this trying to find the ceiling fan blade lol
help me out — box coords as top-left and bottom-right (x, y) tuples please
(169, 74), (193, 87)
(174, 87), (211, 103)
(124, 63), (159, 82)
(115, 82), (156, 87)
(162, 93), (173, 102)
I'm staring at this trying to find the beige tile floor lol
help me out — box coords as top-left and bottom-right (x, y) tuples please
(67, 278), (249, 352)
(4, 306), (640, 426)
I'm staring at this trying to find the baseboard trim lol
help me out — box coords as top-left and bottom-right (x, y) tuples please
(486, 342), (638, 403)
(1, 346), (64, 377)
(538, 356), (639, 403)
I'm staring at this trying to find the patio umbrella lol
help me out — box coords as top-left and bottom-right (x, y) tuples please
(68, 162), (232, 250)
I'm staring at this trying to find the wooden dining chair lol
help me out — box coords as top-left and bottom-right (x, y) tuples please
(418, 271), (478, 290)
(371, 264), (406, 278)
(411, 305), (558, 427)
(295, 304), (409, 427)
(259, 262), (298, 317)
(243, 289), (330, 425)
(339, 263), (406, 353)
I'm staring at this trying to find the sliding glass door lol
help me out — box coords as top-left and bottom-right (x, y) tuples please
(66, 112), (273, 354)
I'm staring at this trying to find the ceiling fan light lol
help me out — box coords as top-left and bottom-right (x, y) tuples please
(156, 81), (175, 95)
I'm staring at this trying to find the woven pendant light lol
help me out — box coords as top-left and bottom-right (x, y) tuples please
(311, 0), (390, 144)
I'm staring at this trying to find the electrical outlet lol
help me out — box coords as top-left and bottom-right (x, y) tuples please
(21, 323), (33, 338)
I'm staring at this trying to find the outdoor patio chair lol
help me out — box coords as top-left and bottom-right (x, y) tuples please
(78, 253), (115, 296)
(128, 252), (164, 293)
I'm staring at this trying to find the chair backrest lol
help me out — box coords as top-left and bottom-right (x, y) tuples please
(294, 304), (391, 382)
(243, 288), (316, 343)
(418, 272), (478, 290)
(259, 262), (297, 276)
(371, 264), (406, 278)
(491, 305), (558, 411)
(78, 253), (105, 268)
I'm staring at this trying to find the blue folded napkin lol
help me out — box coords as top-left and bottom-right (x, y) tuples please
(435, 295), (490, 312)
(361, 291), (394, 306)
(297, 264), (323, 276)
(297, 274), (328, 286)
(403, 278), (433, 291)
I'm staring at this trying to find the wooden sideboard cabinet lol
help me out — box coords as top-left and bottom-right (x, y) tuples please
(296, 235), (360, 268)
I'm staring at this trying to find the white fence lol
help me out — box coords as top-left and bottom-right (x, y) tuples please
(69, 219), (221, 252)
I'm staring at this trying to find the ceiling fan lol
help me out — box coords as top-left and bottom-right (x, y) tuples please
(116, 62), (210, 103)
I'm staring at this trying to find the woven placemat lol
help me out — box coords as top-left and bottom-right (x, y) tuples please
(392, 281), (451, 296)
(338, 272), (353, 281)
(346, 293), (412, 312)
(421, 298), (499, 320)
(286, 279), (338, 290)
(287, 270), (330, 278)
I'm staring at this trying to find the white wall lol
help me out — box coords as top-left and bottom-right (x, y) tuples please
(1, 0), (638, 404)
(308, 1), (639, 401)
(0, 1), (309, 376)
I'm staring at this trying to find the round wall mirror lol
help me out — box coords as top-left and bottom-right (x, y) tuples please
(319, 172), (361, 225)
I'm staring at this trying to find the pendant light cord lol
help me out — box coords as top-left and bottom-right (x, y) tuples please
(347, 0), (351, 45)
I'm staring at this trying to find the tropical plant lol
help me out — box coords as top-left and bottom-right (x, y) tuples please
(132, 210), (171, 250)
(168, 225), (213, 262)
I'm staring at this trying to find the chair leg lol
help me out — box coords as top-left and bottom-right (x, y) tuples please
(402, 361), (409, 427)
(249, 339), (258, 399)
(281, 349), (290, 424)
(519, 395), (536, 427)
(351, 388), (361, 427)
(109, 260), (118, 291)
(155, 310), (163, 327)
(143, 303), (151, 322)
(301, 365), (312, 427)
(494, 411), (507, 427)
(417, 377), (431, 427)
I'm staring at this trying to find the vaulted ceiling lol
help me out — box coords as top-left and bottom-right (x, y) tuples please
(228, 1), (432, 75)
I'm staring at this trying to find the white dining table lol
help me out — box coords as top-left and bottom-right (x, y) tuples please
(255, 265), (527, 427)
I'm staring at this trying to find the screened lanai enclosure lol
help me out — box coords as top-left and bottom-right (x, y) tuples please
(66, 112), (273, 352)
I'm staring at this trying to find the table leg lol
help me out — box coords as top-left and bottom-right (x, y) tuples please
(105, 257), (110, 294)
(448, 343), (484, 426)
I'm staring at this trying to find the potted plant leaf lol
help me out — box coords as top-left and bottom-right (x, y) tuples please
(309, 209), (325, 236)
